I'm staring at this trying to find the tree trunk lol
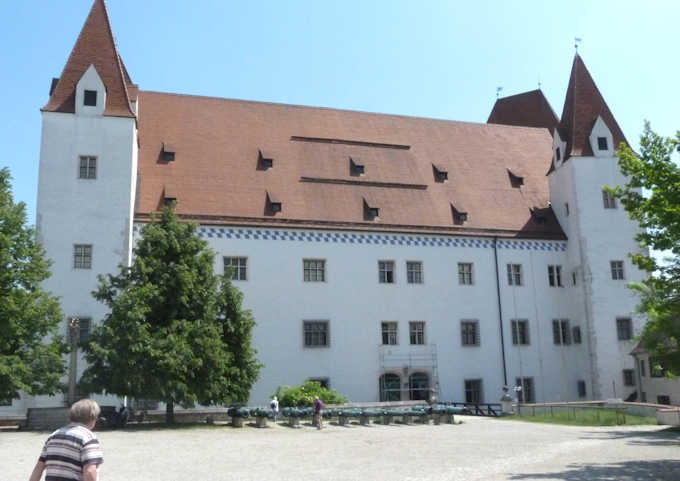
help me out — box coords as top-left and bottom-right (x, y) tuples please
(166, 400), (175, 424)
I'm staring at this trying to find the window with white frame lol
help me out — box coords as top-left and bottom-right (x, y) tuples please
(622, 369), (635, 386)
(507, 264), (522, 286)
(464, 379), (483, 403)
(616, 317), (632, 341)
(602, 189), (617, 209)
(303, 259), (326, 282)
(461, 320), (479, 347)
(458, 262), (473, 285)
(511, 319), (530, 345)
(406, 261), (423, 284)
(73, 244), (92, 269)
(515, 377), (535, 403)
(379, 261), (395, 284)
(303, 321), (329, 347)
(78, 156), (97, 179)
(224, 257), (247, 281)
(552, 319), (571, 345)
(548, 265), (563, 287)
(381, 322), (398, 345)
(610, 260), (625, 280)
(409, 321), (425, 345)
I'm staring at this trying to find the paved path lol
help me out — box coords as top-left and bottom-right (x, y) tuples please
(3, 416), (678, 480)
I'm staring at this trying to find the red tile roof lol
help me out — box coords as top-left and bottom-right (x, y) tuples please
(42, 0), (135, 118)
(558, 54), (628, 158)
(488, 89), (559, 134)
(135, 92), (564, 239)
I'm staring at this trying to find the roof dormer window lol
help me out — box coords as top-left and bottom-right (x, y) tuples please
(84, 90), (97, 106)
(162, 143), (176, 162)
(597, 137), (608, 151)
(508, 169), (524, 188)
(266, 191), (282, 214)
(350, 157), (364, 176)
(163, 184), (177, 207)
(258, 150), (273, 170)
(363, 198), (379, 220)
(432, 164), (448, 182)
(451, 204), (468, 225)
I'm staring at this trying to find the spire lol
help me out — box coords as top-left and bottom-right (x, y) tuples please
(42, 0), (135, 118)
(557, 54), (627, 158)
(487, 89), (559, 134)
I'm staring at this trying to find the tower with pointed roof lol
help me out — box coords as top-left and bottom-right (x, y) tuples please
(35, 0), (138, 407)
(547, 54), (645, 400)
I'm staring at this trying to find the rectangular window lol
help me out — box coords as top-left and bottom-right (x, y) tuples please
(461, 320), (480, 347)
(458, 262), (473, 285)
(564, 202), (569, 216)
(511, 319), (530, 345)
(464, 379), (483, 404)
(597, 136), (608, 150)
(303, 259), (326, 282)
(603, 190), (617, 209)
(507, 264), (522, 286)
(650, 358), (666, 378)
(84, 89), (97, 106)
(610, 261), (625, 280)
(577, 380), (586, 398)
(616, 317), (632, 341)
(308, 377), (330, 389)
(657, 395), (671, 405)
(78, 156), (97, 179)
(78, 317), (92, 345)
(381, 322), (398, 345)
(515, 377), (535, 403)
(572, 326), (582, 344)
(623, 369), (635, 386)
(548, 265), (563, 287)
(378, 261), (395, 284)
(224, 257), (247, 281)
(406, 261), (423, 284)
(73, 244), (92, 269)
(552, 319), (571, 345)
(409, 321), (425, 345)
(303, 321), (329, 347)
(639, 359), (646, 377)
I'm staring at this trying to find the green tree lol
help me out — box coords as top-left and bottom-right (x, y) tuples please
(611, 122), (680, 374)
(80, 206), (261, 422)
(0, 168), (68, 403)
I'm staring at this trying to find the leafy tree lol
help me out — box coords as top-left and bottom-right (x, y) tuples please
(80, 206), (261, 422)
(610, 122), (680, 374)
(273, 381), (347, 407)
(0, 167), (68, 403)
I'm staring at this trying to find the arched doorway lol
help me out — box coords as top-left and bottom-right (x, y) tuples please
(379, 373), (401, 401)
(409, 372), (430, 400)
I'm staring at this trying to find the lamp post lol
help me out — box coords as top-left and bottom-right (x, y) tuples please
(67, 317), (80, 406)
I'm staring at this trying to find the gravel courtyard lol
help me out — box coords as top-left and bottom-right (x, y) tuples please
(3, 416), (678, 481)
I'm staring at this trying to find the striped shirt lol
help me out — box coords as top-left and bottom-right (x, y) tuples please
(39, 423), (104, 480)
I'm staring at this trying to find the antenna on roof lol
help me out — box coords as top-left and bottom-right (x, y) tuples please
(496, 86), (503, 99)
(574, 37), (582, 52)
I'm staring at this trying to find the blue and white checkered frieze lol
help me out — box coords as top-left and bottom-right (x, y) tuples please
(133, 224), (567, 251)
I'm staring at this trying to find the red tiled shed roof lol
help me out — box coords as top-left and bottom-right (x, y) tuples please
(42, 0), (135, 118)
(488, 89), (559, 134)
(558, 54), (628, 158)
(135, 92), (564, 239)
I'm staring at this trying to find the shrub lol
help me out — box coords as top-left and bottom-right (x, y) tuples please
(273, 381), (347, 407)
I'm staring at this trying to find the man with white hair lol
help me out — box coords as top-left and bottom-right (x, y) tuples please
(28, 399), (104, 481)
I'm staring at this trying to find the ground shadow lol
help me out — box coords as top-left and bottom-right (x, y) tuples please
(508, 459), (680, 480)
(579, 427), (680, 447)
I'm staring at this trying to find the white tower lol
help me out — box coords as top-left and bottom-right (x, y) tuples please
(34, 0), (138, 408)
(548, 54), (645, 400)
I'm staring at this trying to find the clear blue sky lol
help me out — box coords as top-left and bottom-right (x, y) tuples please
(2, 0), (678, 225)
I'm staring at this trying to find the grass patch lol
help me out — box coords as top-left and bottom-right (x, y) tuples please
(499, 408), (657, 426)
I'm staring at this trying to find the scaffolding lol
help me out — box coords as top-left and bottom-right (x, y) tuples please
(378, 344), (439, 401)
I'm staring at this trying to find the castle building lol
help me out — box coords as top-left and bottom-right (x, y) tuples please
(2, 0), (647, 413)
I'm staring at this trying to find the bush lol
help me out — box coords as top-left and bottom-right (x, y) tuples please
(273, 381), (347, 407)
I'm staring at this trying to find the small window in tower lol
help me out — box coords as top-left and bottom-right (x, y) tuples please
(508, 170), (524, 188)
(555, 147), (561, 161)
(161, 143), (176, 162)
(258, 150), (273, 170)
(350, 157), (364, 176)
(597, 137), (608, 151)
(432, 164), (448, 182)
(84, 90), (97, 106)
(163, 185), (177, 207)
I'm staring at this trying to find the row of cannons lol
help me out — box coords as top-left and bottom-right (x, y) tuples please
(224, 404), (466, 428)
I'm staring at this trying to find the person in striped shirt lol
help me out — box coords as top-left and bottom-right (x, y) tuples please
(28, 399), (104, 481)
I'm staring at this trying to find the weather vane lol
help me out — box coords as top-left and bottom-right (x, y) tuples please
(574, 37), (582, 51)
(496, 86), (503, 99)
